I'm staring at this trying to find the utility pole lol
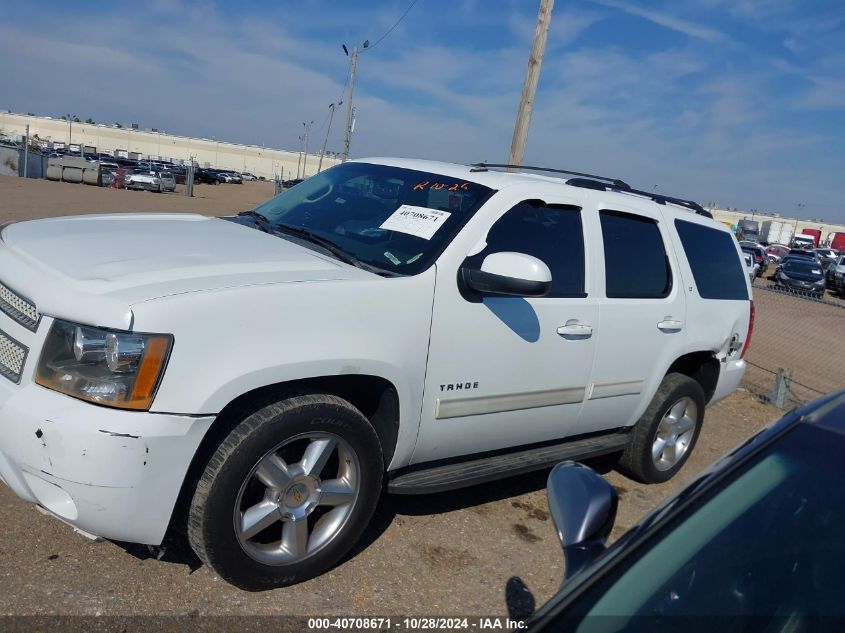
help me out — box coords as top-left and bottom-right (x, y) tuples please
(302, 120), (313, 177)
(342, 40), (369, 162)
(23, 124), (29, 178)
(318, 101), (341, 173)
(507, 0), (554, 169)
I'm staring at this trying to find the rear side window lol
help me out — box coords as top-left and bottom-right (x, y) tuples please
(675, 219), (749, 300)
(600, 210), (672, 299)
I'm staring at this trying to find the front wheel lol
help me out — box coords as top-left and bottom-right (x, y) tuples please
(617, 373), (705, 484)
(188, 394), (383, 590)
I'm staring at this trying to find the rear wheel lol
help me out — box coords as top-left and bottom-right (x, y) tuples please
(188, 394), (383, 590)
(617, 373), (705, 484)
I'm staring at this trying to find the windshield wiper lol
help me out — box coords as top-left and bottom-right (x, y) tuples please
(275, 223), (377, 270)
(237, 210), (274, 233)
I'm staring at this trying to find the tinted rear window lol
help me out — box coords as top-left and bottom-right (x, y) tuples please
(675, 219), (749, 300)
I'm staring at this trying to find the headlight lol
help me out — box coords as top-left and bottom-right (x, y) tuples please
(36, 319), (172, 410)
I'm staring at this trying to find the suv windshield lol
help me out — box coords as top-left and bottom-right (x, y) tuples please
(250, 162), (494, 275)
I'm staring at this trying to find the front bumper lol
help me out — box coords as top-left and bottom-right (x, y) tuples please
(127, 181), (160, 191)
(0, 381), (214, 545)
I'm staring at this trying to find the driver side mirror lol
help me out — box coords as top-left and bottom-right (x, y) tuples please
(547, 461), (618, 580)
(460, 252), (551, 298)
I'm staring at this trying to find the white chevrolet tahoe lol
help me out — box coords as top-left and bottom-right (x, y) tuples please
(0, 158), (752, 589)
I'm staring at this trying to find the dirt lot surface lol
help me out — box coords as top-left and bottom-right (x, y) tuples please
(0, 391), (778, 617)
(0, 174), (274, 221)
(0, 176), (795, 617)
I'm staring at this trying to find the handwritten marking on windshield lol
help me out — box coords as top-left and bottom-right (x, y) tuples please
(413, 181), (471, 192)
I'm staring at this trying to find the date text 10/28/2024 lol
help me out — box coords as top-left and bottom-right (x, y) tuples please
(307, 617), (527, 630)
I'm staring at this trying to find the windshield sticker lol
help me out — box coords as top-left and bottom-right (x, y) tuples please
(406, 253), (423, 264)
(384, 251), (401, 265)
(379, 205), (451, 240)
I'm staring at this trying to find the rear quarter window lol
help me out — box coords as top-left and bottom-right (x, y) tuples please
(675, 219), (749, 300)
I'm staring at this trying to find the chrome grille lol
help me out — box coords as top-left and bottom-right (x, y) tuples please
(0, 328), (28, 384)
(0, 280), (39, 331)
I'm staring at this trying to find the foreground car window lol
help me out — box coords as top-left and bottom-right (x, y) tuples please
(564, 424), (845, 628)
(251, 162), (493, 275)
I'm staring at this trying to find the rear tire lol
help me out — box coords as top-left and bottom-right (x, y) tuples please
(617, 373), (705, 484)
(188, 394), (383, 590)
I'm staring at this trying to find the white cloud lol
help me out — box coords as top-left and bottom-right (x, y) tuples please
(592, 0), (728, 42)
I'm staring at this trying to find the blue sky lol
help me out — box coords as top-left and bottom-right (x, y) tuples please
(1, 0), (843, 220)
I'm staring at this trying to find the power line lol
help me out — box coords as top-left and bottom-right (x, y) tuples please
(367, 0), (420, 50)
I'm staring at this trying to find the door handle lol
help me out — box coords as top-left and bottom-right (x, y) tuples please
(657, 319), (683, 333)
(557, 320), (593, 338)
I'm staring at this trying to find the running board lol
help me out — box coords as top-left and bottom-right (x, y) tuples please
(388, 431), (630, 495)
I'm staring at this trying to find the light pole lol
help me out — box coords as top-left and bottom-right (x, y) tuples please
(318, 101), (341, 173)
(301, 120), (314, 177)
(341, 40), (369, 162)
(793, 203), (805, 245)
(297, 134), (304, 179)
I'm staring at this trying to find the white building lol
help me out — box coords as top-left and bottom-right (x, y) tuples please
(0, 111), (339, 180)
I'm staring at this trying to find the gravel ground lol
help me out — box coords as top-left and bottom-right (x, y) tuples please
(0, 175), (787, 617)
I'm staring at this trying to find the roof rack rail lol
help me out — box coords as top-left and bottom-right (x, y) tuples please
(470, 162), (630, 190)
(470, 162), (712, 218)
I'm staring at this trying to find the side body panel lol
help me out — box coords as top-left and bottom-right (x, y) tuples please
(131, 271), (436, 470)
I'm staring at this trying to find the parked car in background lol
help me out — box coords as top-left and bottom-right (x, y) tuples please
(125, 169), (162, 192)
(792, 234), (816, 249)
(240, 172), (257, 181)
(193, 168), (219, 184)
(782, 248), (819, 264)
(158, 170), (176, 192)
(282, 178), (304, 188)
(527, 391), (845, 629)
(765, 243), (790, 263)
(742, 252), (758, 283)
(215, 171), (235, 183)
(814, 247), (839, 266)
(825, 254), (845, 295)
(168, 165), (187, 184)
(740, 243), (767, 277)
(125, 169), (175, 193)
(774, 257), (826, 298)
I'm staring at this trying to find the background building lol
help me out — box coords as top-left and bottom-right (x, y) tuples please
(0, 111), (338, 179)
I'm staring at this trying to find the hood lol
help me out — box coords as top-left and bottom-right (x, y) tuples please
(0, 213), (373, 327)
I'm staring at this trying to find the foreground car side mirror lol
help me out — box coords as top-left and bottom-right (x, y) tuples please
(460, 252), (551, 298)
(547, 461), (618, 580)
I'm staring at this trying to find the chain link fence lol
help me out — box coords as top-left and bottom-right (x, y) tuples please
(742, 277), (845, 408)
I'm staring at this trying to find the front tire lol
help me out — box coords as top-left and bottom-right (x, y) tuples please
(617, 373), (705, 484)
(188, 394), (383, 590)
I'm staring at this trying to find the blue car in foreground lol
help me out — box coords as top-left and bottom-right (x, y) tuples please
(529, 391), (845, 631)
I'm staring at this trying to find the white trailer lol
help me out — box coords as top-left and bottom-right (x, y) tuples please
(760, 220), (793, 245)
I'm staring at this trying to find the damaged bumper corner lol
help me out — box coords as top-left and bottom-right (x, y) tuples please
(0, 383), (214, 545)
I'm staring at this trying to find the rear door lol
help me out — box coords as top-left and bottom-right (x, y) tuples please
(577, 204), (687, 431)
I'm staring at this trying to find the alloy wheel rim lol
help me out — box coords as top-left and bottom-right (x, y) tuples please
(233, 431), (360, 565)
(651, 396), (698, 471)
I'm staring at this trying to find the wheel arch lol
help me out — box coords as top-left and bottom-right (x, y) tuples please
(666, 351), (721, 404)
(167, 374), (400, 540)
